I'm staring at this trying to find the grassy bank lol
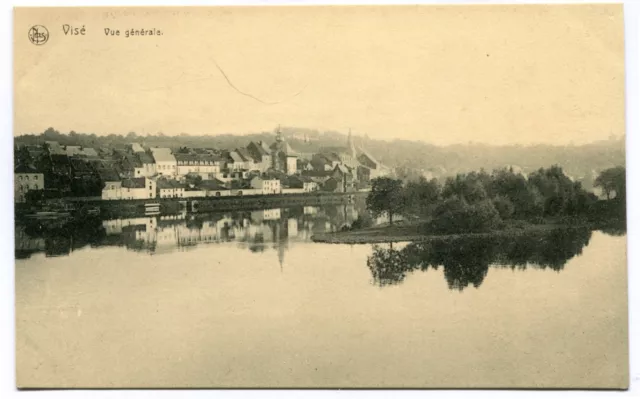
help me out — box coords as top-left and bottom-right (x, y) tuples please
(310, 219), (622, 244)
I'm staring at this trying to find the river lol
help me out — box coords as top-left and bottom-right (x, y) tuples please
(14, 204), (628, 388)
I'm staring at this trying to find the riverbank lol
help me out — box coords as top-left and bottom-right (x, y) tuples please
(16, 191), (368, 219)
(310, 219), (619, 244)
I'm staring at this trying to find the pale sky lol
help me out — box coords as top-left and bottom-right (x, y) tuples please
(14, 5), (625, 145)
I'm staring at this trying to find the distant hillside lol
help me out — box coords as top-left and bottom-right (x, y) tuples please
(14, 127), (625, 190)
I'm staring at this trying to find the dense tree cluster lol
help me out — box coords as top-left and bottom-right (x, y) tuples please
(366, 165), (625, 234)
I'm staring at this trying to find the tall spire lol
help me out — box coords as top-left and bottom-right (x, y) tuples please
(348, 128), (356, 157)
(276, 124), (283, 142)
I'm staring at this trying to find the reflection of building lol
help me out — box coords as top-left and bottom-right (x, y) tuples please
(288, 218), (298, 238)
(251, 208), (281, 222)
(15, 200), (374, 261)
(304, 206), (318, 215)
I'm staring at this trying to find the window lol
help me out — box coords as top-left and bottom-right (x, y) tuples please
(34, 175), (38, 180)
(25, 176), (30, 181)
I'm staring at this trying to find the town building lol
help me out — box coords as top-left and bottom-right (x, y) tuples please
(286, 175), (319, 192)
(150, 148), (177, 177)
(300, 170), (333, 184)
(118, 153), (145, 178)
(246, 141), (272, 172)
(357, 149), (392, 179)
(137, 152), (157, 177)
(45, 141), (66, 156)
(15, 164), (44, 203)
(129, 143), (145, 153)
(270, 128), (298, 175)
(121, 177), (156, 200)
(65, 146), (98, 158)
(156, 179), (185, 198)
(99, 168), (123, 200)
(330, 164), (356, 193)
(250, 176), (281, 194)
(175, 153), (221, 177)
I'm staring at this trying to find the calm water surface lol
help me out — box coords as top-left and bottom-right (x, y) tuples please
(15, 205), (628, 388)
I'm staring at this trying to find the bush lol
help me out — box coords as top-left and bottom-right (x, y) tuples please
(350, 212), (374, 230)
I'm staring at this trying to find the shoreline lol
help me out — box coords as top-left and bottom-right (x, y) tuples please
(310, 221), (618, 244)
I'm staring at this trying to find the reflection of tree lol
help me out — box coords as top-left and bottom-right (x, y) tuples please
(367, 244), (410, 286)
(366, 227), (593, 290)
(599, 224), (627, 237)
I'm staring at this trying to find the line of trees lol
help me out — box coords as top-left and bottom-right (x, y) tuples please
(366, 166), (626, 234)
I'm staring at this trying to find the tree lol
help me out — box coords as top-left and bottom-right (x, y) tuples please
(185, 174), (203, 188)
(492, 196), (515, 220)
(366, 177), (404, 225)
(442, 173), (488, 205)
(402, 177), (440, 218)
(594, 166), (626, 200)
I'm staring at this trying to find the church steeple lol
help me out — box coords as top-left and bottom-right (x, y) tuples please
(275, 125), (283, 142)
(348, 128), (356, 158)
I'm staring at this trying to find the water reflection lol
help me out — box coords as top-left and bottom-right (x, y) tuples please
(367, 227), (594, 290)
(15, 203), (364, 261)
(16, 204), (623, 292)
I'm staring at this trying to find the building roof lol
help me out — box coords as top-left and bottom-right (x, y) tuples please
(96, 168), (121, 182)
(45, 141), (65, 155)
(235, 148), (255, 163)
(156, 179), (184, 189)
(301, 170), (332, 177)
(14, 164), (40, 174)
(319, 152), (341, 163)
(174, 153), (197, 163)
(151, 150), (176, 163)
(270, 141), (297, 156)
(70, 158), (94, 172)
(334, 164), (352, 175)
(65, 146), (98, 157)
(129, 143), (145, 153)
(137, 152), (155, 164)
(121, 154), (143, 169)
(122, 177), (146, 189)
(229, 151), (244, 163)
(82, 147), (98, 157)
(248, 141), (269, 156)
(199, 179), (227, 190)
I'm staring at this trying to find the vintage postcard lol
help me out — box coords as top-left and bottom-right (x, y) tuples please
(13, 5), (628, 389)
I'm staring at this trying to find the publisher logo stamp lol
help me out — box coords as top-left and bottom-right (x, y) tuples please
(28, 25), (49, 45)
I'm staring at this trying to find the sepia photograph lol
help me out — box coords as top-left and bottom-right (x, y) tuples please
(12, 4), (629, 389)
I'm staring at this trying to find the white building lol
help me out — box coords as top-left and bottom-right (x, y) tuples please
(175, 153), (221, 177)
(137, 152), (157, 177)
(157, 179), (185, 198)
(99, 169), (123, 200)
(150, 148), (177, 177)
(121, 177), (156, 200)
(14, 164), (44, 203)
(250, 177), (281, 194)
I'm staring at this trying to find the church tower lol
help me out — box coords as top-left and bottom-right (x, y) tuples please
(348, 128), (357, 158)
